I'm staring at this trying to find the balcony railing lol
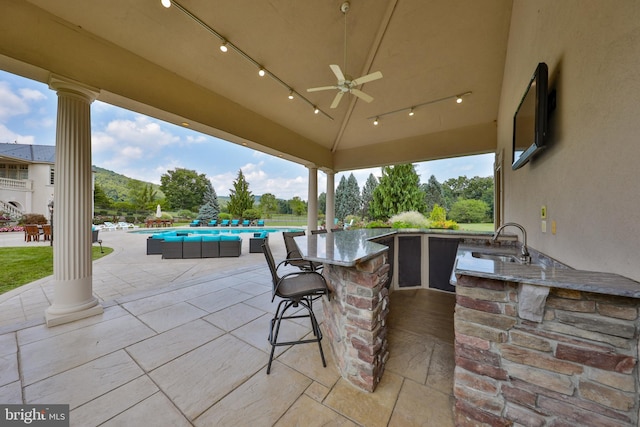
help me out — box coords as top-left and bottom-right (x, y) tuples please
(0, 177), (32, 191)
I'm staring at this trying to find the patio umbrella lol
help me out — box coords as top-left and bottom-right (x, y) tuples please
(155, 204), (162, 218)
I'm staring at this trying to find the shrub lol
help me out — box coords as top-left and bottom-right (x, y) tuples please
(388, 211), (429, 228)
(366, 220), (390, 228)
(429, 220), (460, 230)
(20, 213), (48, 225)
(242, 208), (262, 221)
(218, 212), (232, 220)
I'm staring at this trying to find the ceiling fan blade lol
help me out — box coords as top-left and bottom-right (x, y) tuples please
(329, 64), (345, 83)
(351, 71), (383, 86)
(307, 85), (339, 93)
(350, 88), (374, 103)
(330, 91), (344, 109)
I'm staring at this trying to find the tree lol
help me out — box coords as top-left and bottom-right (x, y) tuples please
(335, 173), (361, 220)
(369, 164), (426, 220)
(128, 179), (157, 212)
(442, 175), (494, 217)
(160, 168), (210, 211)
(259, 193), (278, 218)
(318, 192), (326, 215)
(94, 184), (112, 210)
(289, 196), (307, 216)
(448, 199), (490, 223)
(227, 169), (254, 218)
(361, 174), (378, 218)
(422, 175), (444, 213)
(196, 181), (220, 222)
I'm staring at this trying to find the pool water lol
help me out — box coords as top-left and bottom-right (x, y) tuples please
(133, 227), (304, 235)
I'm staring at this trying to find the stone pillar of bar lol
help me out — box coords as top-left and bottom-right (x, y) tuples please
(322, 251), (391, 392)
(45, 75), (103, 327)
(307, 166), (318, 231)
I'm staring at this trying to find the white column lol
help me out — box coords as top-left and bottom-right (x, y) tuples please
(325, 171), (335, 230)
(307, 166), (318, 231)
(45, 76), (103, 327)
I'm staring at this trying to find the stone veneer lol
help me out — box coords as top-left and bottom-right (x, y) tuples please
(454, 274), (639, 426)
(322, 251), (390, 392)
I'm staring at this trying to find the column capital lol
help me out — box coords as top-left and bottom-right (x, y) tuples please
(48, 74), (99, 102)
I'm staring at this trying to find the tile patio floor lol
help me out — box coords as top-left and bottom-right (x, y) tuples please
(0, 229), (455, 426)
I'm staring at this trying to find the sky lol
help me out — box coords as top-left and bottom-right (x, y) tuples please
(0, 70), (494, 200)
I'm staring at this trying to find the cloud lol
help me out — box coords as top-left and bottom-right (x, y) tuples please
(0, 81), (30, 121)
(0, 124), (36, 145)
(19, 88), (47, 102)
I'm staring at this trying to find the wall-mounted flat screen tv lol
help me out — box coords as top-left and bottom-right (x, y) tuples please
(512, 62), (549, 170)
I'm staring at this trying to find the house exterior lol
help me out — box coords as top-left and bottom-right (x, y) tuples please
(0, 143), (55, 219)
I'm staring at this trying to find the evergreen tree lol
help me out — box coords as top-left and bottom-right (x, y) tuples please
(335, 173), (361, 220)
(361, 174), (378, 219)
(94, 184), (112, 210)
(422, 175), (444, 213)
(318, 192), (326, 215)
(227, 169), (254, 218)
(196, 181), (220, 222)
(369, 164), (426, 220)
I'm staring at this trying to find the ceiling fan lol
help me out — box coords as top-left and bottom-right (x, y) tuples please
(307, 1), (383, 109)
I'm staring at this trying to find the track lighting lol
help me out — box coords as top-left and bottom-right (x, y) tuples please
(368, 91), (471, 123)
(161, 0), (333, 120)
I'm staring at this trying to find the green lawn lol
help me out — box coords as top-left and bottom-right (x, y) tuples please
(457, 223), (495, 232)
(0, 246), (113, 295)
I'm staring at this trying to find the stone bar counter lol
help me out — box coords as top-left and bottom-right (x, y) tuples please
(294, 229), (394, 392)
(453, 244), (640, 426)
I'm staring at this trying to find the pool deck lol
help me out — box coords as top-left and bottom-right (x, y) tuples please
(0, 228), (455, 426)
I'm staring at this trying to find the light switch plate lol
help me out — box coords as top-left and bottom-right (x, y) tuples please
(541, 220), (547, 233)
(541, 205), (547, 219)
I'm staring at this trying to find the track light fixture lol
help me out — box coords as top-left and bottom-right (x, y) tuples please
(368, 91), (472, 124)
(161, 0), (333, 120)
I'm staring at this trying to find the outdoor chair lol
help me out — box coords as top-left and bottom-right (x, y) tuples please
(230, 219), (240, 227)
(257, 219), (265, 227)
(42, 224), (52, 241)
(220, 219), (230, 227)
(189, 219), (200, 227)
(207, 219), (218, 226)
(250, 231), (268, 253)
(262, 241), (329, 374)
(282, 231), (322, 272)
(24, 224), (40, 242)
(242, 219), (250, 226)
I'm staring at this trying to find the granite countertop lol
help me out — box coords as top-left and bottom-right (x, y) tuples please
(294, 228), (496, 267)
(454, 244), (640, 299)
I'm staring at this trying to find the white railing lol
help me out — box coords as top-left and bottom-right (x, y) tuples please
(0, 200), (22, 219)
(0, 177), (33, 191)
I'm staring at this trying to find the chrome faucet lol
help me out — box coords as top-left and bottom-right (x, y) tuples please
(492, 222), (531, 264)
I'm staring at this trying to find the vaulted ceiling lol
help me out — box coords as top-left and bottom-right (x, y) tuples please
(0, 0), (512, 172)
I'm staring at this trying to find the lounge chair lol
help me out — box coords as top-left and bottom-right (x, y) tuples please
(207, 219), (218, 226)
(189, 219), (200, 227)
(103, 221), (118, 231)
(230, 219), (240, 227)
(241, 219), (250, 227)
(256, 219), (265, 227)
(118, 221), (138, 230)
(220, 219), (230, 227)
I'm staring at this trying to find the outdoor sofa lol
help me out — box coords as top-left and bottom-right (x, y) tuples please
(146, 232), (242, 258)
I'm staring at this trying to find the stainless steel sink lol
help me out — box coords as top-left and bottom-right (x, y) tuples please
(472, 251), (521, 263)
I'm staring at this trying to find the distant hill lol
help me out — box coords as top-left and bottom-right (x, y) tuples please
(93, 166), (164, 202)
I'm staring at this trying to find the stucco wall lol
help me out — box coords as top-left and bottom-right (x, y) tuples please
(498, 1), (640, 281)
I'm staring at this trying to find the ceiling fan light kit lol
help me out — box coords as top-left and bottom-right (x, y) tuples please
(306, 1), (383, 109)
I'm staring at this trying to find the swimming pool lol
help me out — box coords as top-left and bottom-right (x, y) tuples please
(133, 227), (304, 235)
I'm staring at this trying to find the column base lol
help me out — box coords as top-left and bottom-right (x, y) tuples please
(45, 302), (103, 327)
